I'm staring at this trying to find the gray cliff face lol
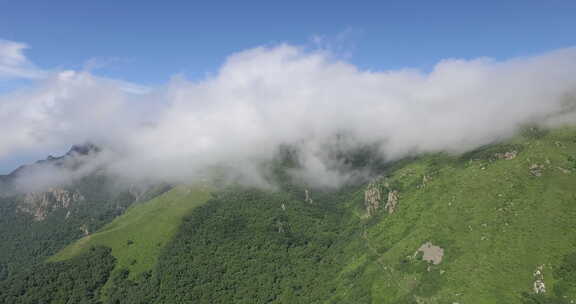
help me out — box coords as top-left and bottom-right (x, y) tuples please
(385, 190), (399, 214)
(18, 188), (85, 221)
(364, 182), (382, 217)
(364, 180), (400, 217)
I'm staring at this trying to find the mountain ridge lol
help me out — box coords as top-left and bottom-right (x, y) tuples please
(2, 126), (576, 303)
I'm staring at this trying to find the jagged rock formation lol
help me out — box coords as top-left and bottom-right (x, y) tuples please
(18, 188), (85, 221)
(364, 181), (399, 216)
(385, 190), (399, 214)
(364, 182), (382, 216)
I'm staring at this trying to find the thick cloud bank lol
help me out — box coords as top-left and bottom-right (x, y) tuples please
(1, 41), (576, 189)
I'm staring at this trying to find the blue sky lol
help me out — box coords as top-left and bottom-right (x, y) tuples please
(0, 0), (576, 174)
(1, 0), (575, 84)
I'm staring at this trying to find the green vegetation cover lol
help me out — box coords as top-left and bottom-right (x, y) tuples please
(3, 126), (576, 303)
(51, 185), (212, 278)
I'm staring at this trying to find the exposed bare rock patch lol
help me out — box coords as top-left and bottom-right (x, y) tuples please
(304, 189), (313, 204)
(495, 150), (518, 160)
(364, 182), (382, 216)
(417, 242), (444, 265)
(533, 265), (546, 294)
(385, 190), (399, 214)
(19, 188), (85, 221)
(529, 164), (544, 177)
(418, 174), (431, 188)
(129, 184), (147, 202)
(80, 224), (90, 236)
(276, 220), (286, 233)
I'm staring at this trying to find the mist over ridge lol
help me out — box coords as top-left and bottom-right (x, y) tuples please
(1, 41), (576, 191)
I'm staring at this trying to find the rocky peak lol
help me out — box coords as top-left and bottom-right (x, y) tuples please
(67, 143), (100, 157)
(0, 143), (103, 197)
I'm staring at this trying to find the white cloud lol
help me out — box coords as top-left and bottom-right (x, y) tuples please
(1, 42), (576, 189)
(0, 40), (44, 79)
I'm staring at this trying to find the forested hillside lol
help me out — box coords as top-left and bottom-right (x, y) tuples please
(0, 174), (138, 281)
(0, 246), (115, 304)
(0, 145), (169, 284)
(2, 126), (576, 303)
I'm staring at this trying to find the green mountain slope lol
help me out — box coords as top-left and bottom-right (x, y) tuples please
(5, 126), (576, 304)
(0, 247), (115, 304)
(51, 185), (211, 279)
(105, 185), (363, 304)
(0, 173), (142, 281)
(127, 126), (575, 304)
(332, 126), (576, 303)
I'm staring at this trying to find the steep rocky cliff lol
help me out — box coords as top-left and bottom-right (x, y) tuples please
(18, 188), (85, 221)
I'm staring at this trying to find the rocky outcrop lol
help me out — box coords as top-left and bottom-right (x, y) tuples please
(421, 174), (430, 187)
(18, 188), (84, 221)
(364, 182), (382, 216)
(529, 164), (544, 177)
(80, 224), (90, 236)
(129, 184), (147, 202)
(385, 190), (399, 214)
(276, 220), (286, 233)
(304, 189), (313, 204)
(495, 150), (518, 160)
(364, 181), (399, 216)
(533, 265), (546, 294)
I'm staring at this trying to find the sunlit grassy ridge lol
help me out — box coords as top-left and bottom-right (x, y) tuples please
(40, 126), (576, 304)
(332, 126), (576, 303)
(50, 185), (211, 278)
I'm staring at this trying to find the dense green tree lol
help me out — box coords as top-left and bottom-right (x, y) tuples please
(0, 246), (115, 304)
